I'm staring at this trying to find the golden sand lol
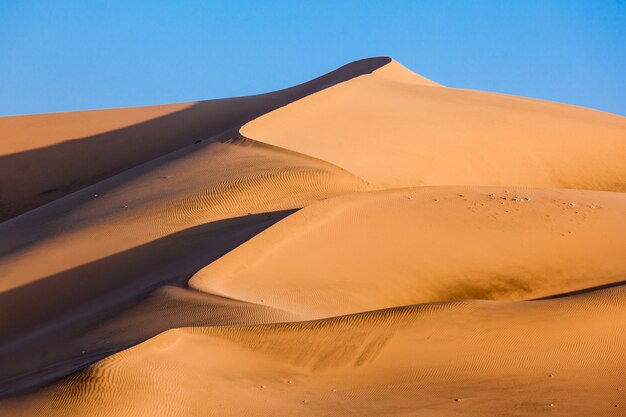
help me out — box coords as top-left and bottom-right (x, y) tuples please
(1, 57), (624, 416)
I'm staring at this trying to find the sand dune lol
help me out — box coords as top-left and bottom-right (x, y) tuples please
(0, 284), (298, 397)
(0, 57), (388, 221)
(0, 139), (368, 294)
(242, 59), (626, 191)
(190, 186), (626, 317)
(0, 57), (625, 416)
(3, 286), (624, 416)
(0, 138), (366, 394)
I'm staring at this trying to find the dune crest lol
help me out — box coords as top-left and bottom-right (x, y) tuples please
(242, 61), (626, 191)
(372, 59), (442, 86)
(0, 57), (389, 221)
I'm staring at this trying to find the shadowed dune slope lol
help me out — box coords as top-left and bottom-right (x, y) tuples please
(0, 137), (368, 395)
(0, 140), (369, 295)
(242, 60), (626, 191)
(3, 286), (624, 417)
(0, 283), (298, 398)
(0, 57), (389, 221)
(190, 186), (626, 317)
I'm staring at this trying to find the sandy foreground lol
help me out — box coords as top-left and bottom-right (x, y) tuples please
(0, 57), (624, 416)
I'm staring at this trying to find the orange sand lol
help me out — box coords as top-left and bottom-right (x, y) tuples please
(1, 57), (625, 416)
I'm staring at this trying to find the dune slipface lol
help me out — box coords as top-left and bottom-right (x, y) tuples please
(0, 57), (625, 416)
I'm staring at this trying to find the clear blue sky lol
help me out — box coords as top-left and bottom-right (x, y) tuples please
(1, 0), (625, 116)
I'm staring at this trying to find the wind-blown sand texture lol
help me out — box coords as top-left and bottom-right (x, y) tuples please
(1, 57), (625, 416)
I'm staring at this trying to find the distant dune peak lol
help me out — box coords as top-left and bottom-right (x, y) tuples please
(241, 58), (626, 191)
(0, 56), (389, 222)
(373, 58), (442, 87)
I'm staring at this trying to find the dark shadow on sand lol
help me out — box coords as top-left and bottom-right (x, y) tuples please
(0, 57), (390, 221)
(530, 279), (626, 300)
(0, 209), (296, 398)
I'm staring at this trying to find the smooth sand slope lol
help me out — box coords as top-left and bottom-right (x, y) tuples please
(242, 60), (626, 191)
(0, 57), (625, 416)
(191, 186), (626, 317)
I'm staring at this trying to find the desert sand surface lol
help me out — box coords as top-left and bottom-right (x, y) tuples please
(242, 60), (626, 191)
(191, 186), (626, 317)
(1, 57), (625, 416)
(0, 57), (388, 221)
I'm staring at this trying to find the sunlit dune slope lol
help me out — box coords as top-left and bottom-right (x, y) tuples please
(242, 59), (626, 191)
(0, 57), (389, 221)
(373, 59), (442, 86)
(4, 286), (624, 417)
(191, 186), (626, 317)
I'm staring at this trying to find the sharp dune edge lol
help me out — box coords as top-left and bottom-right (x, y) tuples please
(0, 57), (625, 416)
(0, 57), (389, 221)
